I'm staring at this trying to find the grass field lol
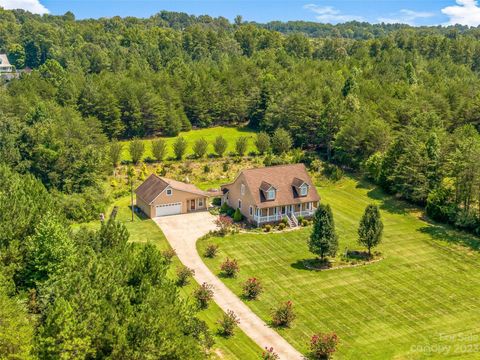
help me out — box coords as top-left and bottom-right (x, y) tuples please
(120, 126), (258, 162)
(197, 177), (480, 359)
(74, 196), (261, 360)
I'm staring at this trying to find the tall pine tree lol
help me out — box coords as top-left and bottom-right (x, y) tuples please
(308, 204), (338, 261)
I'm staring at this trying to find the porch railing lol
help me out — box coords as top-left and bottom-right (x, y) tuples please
(254, 208), (316, 224)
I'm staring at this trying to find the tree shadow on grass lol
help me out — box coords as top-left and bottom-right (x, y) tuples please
(418, 224), (480, 251)
(290, 258), (332, 271)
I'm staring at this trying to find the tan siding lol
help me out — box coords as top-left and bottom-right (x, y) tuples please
(136, 196), (152, 218)
(225, 173), (256, 222)
(150, 186), (207, 215)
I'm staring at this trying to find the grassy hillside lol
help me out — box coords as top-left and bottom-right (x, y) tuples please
(120, 126), (258, 162)
(197, 177), (480, 359)
(74, 196), (261, 360)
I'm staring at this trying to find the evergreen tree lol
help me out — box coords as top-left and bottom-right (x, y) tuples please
(255, 132), (271, 155)
(308, 204), (338, 261)
(109, 141), (123, 168)
(173, 136), (188, 160)
(129, 138), (145, 164)
(358, 204), (383, 256)
(213, 136), (228, 157)
(235, 137), (248, 156)
(271, 128), (292, 155)
(152, 139), (167, 162)
(193, 138), (208, 158)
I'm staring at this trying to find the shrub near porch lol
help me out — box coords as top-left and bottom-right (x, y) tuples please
(197, 177), (480, 359)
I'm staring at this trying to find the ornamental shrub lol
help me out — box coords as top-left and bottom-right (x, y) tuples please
(217, 310), (240, 337)
(194, 282), (214, 309)
(176, 265), (195, 287)
(220, 258), (239, 278)
(309, 332), (339, 360)
(264, 224), (272, 232)
(242, 277), (263, 300)
(262, 347), (280, 360)
(233, 208), (243, 222)
(204, 244), (219, 258)
(161, 248), (176, 264)
(277, 223), (286, 231)
(271, 301), (295, 327)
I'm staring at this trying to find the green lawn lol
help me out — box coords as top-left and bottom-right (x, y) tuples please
(120, 126), (258, 162)
(197, 177), (480, 359)
(74, 196), (261, 360)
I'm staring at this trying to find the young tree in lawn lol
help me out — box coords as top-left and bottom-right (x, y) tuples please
(109, 141), (123, 168)
(308, 204), (338, 261)
(213, 136), (228, 157)
(152, 139), (167, 162)
(193, 138), (208, 158)
(271, 128), (292, 155)
(255, 132), (271, 155)
(173, 136), (188, 160)
(235, 136), (248, 156)
(358, 204), (383, 256)
(129, 138), (145, 164)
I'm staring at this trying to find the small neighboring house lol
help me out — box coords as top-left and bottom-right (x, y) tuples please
(221, 163), (320, 226)
(0, 54), (14, 73)
(135, 174), (209, 218)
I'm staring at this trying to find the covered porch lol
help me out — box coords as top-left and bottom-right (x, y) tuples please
(253, 202), (316, 225)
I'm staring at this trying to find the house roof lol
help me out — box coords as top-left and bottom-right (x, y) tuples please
(0, 54), (11, 66)
(135, 174), (207, 204)
(224, 163), (320, 209)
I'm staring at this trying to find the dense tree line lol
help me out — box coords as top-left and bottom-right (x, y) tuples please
(1, 8), (480, 225)
(0, 165), (212, 359)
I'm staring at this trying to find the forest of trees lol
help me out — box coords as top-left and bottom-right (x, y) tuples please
(1, 8), (480, 357)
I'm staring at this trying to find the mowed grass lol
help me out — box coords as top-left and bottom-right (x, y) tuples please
(120, 126), (258, 162)
(73, 196), (261, 360)
(197, 177), (480, 359)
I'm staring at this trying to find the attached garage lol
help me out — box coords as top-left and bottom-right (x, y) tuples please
(155, 202), (182, 217)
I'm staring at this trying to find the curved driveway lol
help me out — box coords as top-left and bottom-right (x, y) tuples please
(154, 212), (303, 360)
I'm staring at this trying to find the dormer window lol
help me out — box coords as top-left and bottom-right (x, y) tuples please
(300, 185), (308, 196)
(267, 189), (276, 200)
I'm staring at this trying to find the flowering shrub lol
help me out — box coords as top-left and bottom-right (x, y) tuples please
(194, 282), (214, 309)
(215, 215), (234, 235)
(262, 347), (280, 360)
(204, 243), (219, 258)
(217, 310), (240, 336)
(161, 248), (176, 264)
(309, 332), (339, 360)
(271, 301), (295, 327)
(242, 277), (263, 300)
(176, 265), (195, 287)
(220, 258), (239, 278)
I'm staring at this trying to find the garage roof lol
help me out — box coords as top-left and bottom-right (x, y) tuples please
(135, 174), (208, 204)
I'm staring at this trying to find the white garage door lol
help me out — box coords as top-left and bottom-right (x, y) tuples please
(155, 202), (182, 217)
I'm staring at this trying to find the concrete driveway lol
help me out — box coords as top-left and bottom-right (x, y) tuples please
(154, 211), (303, 360)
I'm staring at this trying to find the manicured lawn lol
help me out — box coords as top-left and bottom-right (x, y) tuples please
(74, 196), (261, 360)
(197, 177), (480, 359)
(120, 126), (258, 162)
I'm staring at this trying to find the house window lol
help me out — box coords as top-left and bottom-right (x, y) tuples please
(249, 206), (253, 216)
(238, 199), (242, 209)
(198, 198), (204, 207)
(166, 188), (173, 196)
(241, 184), (245, 196)
(300, 185), (308, 196)
(267, 189), (275, 200)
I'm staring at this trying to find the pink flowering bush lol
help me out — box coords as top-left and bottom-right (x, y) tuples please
(271, 300), (295, 327)
(261, 347), (280, 360)
(242, 277), (263, 300)
(309, 332), (339, 360)
(220, 258), (239, 277)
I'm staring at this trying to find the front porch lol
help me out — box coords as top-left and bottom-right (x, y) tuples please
(253, 202), (316, 226)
